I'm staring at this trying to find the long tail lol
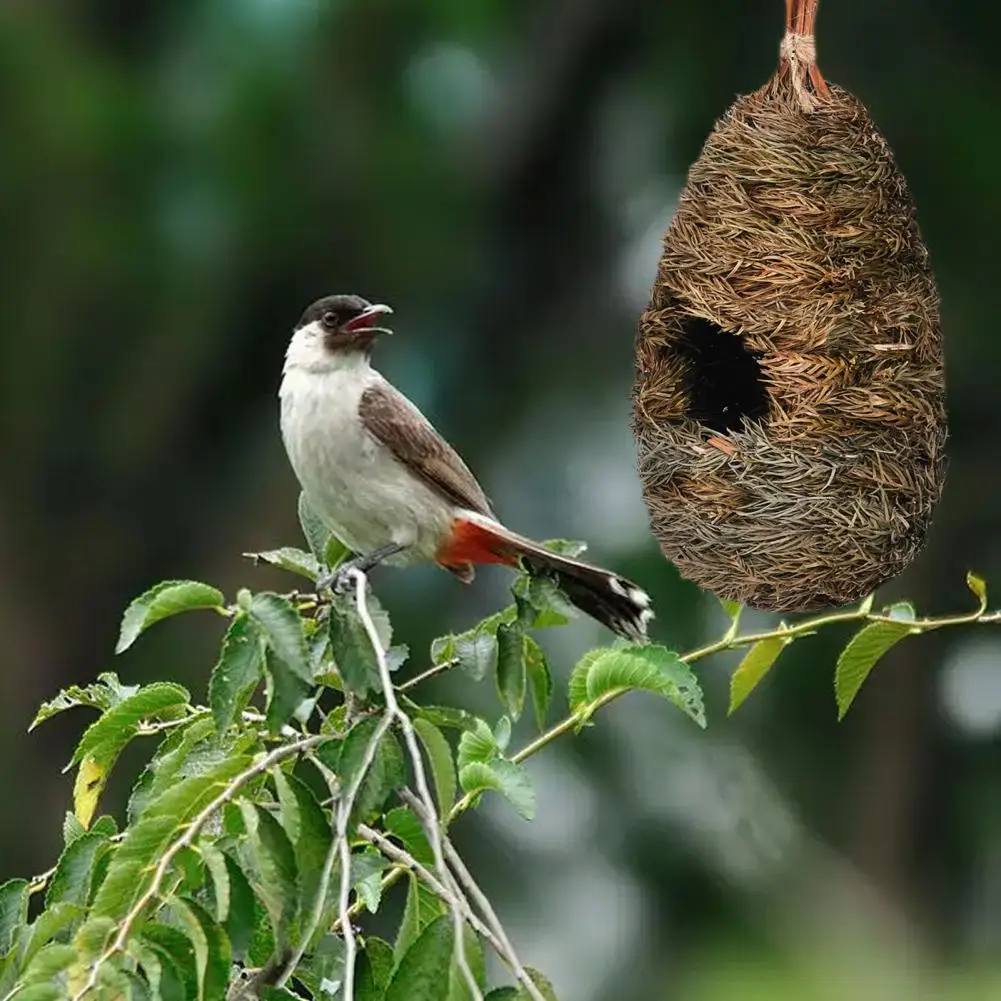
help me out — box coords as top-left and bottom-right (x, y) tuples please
(440, 512), (654, 642)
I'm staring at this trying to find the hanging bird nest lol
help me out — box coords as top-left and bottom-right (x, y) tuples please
(632, 0), (947, 612)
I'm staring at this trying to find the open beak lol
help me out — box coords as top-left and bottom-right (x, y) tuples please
(343, 303), (394, 334)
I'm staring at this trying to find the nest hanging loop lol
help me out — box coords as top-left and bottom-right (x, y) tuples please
(778, 0), (828, 111)
(632, 0), (948, 613)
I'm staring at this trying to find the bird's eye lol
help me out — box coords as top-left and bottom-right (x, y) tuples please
(321, 311), (340, 329)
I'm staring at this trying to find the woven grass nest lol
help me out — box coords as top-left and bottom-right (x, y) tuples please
(633, 14), (948, 612)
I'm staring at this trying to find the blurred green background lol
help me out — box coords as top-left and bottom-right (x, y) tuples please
(3, 1), (1001, 998)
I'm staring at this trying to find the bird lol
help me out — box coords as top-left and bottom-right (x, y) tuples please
(278, 293), (653, 642)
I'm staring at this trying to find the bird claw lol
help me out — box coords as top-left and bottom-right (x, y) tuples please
(315, 564), (356, 596)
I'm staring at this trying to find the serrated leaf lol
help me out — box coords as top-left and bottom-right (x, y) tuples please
(274, 771), (334, 921)
(142, 923), (198, 1000)
(384, 807), (434, 868)
(0, 880), (28, 954)
(264, 647), (313, 733)
(199, 843), (230, 924)
(414, 707), (483, 733)
(357, 937), (394, 1001)
(493, 715), (512, 752)
(298, 492), (333, 563)
(728, 636), (791, 714)
(336, 720), (407, 823)
(394, 875), (444, 964)
(168, 896), (231, 1001)
(244, 547), (321, 582)
(30, 675), (138, 732)
(238, 802), (298, 948)
(71, 683), (190, 768)
(513, 576), (575, 629)
(20, 943), (77, 987)
(967, 571), (988, 612)
(45, 831), (110, 909)
(495, 623), (526, 720)
(524, 636), (552, 732)
(385, 914), (454, 1001)
(23, 903), (85, 967)
(91, 756), (251, 920)
(222, 854), (256, 960)
(351, 849), (388, 914)
(456, 720), (497, 772)
(566, 649), (603, 713)
(117, 581), (225, 653)
(209, 615), (265, 733)
(413, 719), (456, 818)
(575, 645), (705, 728)
(522, 968), (559, 1001)
(328, 597), (380, 696)
(458, 759), (535, 820)
(251, 593), (311, 683)
(835, 619), (915, 719)
(886, 601), (916, 622)
(454, 631), (497, 682)
(291, 933), (345, 999)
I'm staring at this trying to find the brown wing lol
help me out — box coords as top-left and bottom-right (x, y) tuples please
(359, 381), (494, 518)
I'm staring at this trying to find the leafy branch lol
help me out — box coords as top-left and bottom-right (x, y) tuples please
(7, 497), (997, 1001)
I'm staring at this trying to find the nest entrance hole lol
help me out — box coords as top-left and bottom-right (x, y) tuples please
(675, 316), (770, 433)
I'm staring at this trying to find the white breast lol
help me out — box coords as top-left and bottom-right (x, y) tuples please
(278, 349), (454, 565)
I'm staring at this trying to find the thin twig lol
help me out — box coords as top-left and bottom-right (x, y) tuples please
(71, 734), (330, 1000)
(403, 791), (548, 1001)
(357, 823), (506, 958)
(349, 569), (484, 1001)
(396, 657), (460, 693)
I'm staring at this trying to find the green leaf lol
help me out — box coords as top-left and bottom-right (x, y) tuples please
(71, 682), (190, 768)
(251, 592), (311, 683)
(298, 492), (348, 569)
(273, 771), (334, 920)
(45, 830), (110, 909)
(142, 923), (198, 1000)
(23, 903), (85, 966)
(336, 720), (406, 823)
(728, 636), (791, 714)
(524, 636), (552, 731)
(291, 933), (345, 999)
(454, 630), (497, 682)
(264, 647), (313, 733)
(385, 914), (454, 1001)
(222, 854), (256, 960)
(413, 719), (456, 818)
(523, 968), (559, 1001)
(835, 619), (915, 719)
(328, 597), (380, 696)
(394, 875), (444, 964)
(30, 674), (138, 732)
(456, 719), (497, 772)
(495, 623), (526, 720)
(458, 759), (535, 820)
(414, 707), (484, 733)
(573, 645), (705, 728)
(858, 593), (875, 615)
(513, 576), (575, 629)
(20, 943), (77, 987)
(384, 807), (434, 868)
(91, 756), (251, 920)
(116, 581), (226, 653)
(199, 843), (230, 924)
(238, 802), (298, 948)
(567, 649), (602, 713)
(351, 849), (388, 914)
(0, 880), (28, 954)
(209, 615), (265, 733)
(967, 571), (988, 612)
(244, 547), (320, 582)
(718, 597), (742, 623)
(357, 936), (394, 1001)
(539, 539), (588, 558)
(168, 896), (231, 1001)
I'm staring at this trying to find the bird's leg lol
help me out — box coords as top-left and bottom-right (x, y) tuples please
(317, 542), (408, 595)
